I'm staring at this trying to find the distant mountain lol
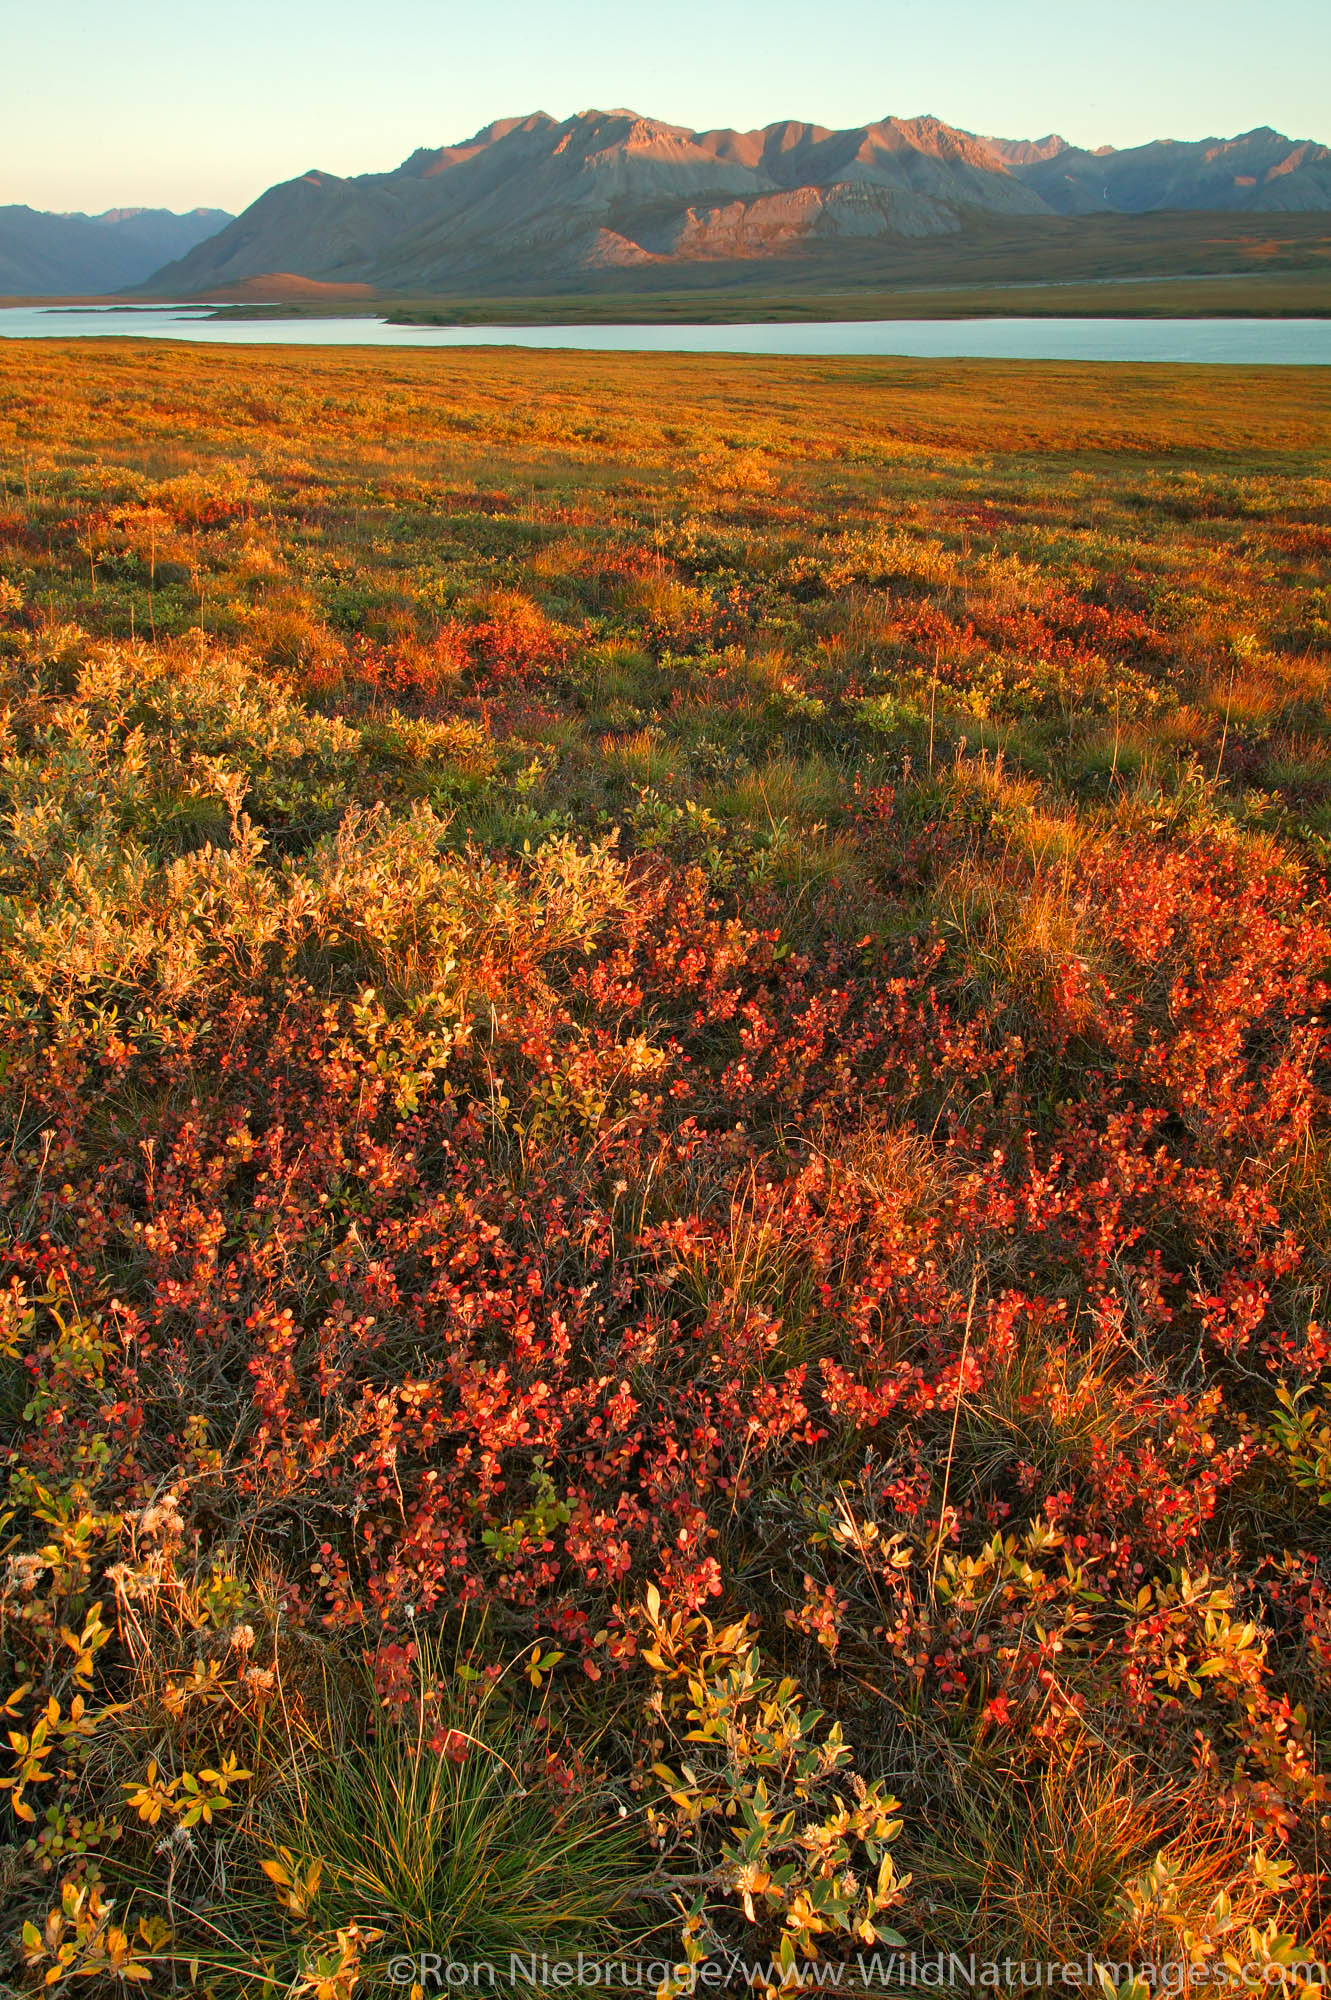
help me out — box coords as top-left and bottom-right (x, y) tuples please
(0, 206), (231, 296)
(975, 125), (1331, 212)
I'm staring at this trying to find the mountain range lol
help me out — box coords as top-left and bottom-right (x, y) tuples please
(143, 113), (1331, 297)
(0, 206), (231, 296)
(7, 111), (1331, 300)
(987, 127), (1331, 213)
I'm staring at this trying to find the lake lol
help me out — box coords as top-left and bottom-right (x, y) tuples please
(0, 303), (1329, 364)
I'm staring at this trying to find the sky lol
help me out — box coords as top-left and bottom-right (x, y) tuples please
(4, 0), (1329, 216)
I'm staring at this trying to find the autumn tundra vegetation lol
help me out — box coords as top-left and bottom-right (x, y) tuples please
(1, 341), (1330, 1994)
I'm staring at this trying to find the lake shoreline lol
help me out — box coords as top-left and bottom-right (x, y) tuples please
(2, 305), (1330, 364)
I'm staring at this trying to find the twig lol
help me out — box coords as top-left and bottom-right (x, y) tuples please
(929, 1266), (980, 1598)
(1214, 655), (1238, 784)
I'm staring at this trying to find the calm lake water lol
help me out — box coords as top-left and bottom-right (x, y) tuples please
(1, 304), (1329, 364)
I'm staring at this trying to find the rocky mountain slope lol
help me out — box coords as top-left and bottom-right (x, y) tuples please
(0, 206), (232, 296)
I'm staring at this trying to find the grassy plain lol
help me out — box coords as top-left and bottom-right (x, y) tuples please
(365, 214), (1331, 324)
(1, 341), (1331, 1993)
(373, 269), (1331, 325)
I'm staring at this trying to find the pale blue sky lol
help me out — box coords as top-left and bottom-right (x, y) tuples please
(4, 0), (1328, 215)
